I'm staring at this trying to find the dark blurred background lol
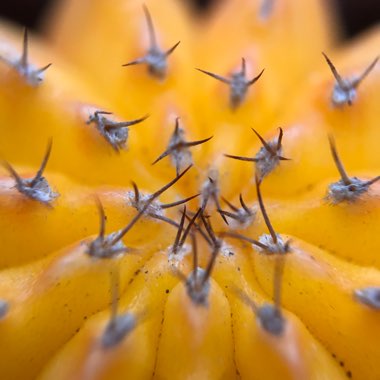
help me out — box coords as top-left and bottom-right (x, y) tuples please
(0, 0), (379, 39)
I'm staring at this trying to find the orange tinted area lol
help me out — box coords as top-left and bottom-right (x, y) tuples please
(0, 0), (379, 379)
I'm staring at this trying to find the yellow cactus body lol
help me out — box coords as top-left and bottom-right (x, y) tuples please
(0, 0), (379, 379)
(254, 238), (380, 379)
(0, 172), (176, 267)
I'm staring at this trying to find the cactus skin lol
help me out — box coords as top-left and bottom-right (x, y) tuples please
(0, 0), (379, 379)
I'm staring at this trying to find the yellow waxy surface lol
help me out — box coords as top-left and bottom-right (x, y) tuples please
(213, 248), (346, 380)
(0, 241), (160, 379)
(38, 248), (347, 380)
(245, 180), (380, 268)
(37, 253), (179, 380)
(45, 0), (194, 116)
(190, 0), (336, 131)
(0, 0), (379, 379)
(154, 279), (236, 379)
(253, 237), (380, 380)
(0, 76), (159, 187)
(0, 170), (176, 268)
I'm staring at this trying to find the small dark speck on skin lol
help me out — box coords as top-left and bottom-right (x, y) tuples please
(237, 267), (241, 272)
(229, 251), (234, 256)
(332, 353), (336, 358)
(145, 270), (149, 274)
(347, 371), (352, 378)
(340, 361), (344, 367)
(305, 183), (315, 192)
(84, 316), (88, 320)
(75, 328), (80, 333)
(165, 289), (169, 294)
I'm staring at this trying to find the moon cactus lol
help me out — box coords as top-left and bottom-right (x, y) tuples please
(0, 0), (379, 379)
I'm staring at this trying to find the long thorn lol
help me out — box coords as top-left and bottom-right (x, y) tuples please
(179, 207), (202, 248)
(95, 197), (106, 239)
(191, 232), (198, 281)
(161, 193), (199, 209)
(112, 167), (191, 244)
(239, 194), (251, 214)
(195, 68), (230, 84)
(218, 209), (241, 221)
(172, 206), (187, 254)
(328, 135), (351, 185)
(174, 117), (180, 134)
(122, 57), (146, 67)
(276, 127), (284, 151)
(251, 128), (275, 155)
(255, 176), (277, 244)
(247, 68), (265, 86)
(165, 41), (181, 57)
(241, 57), (246, 76)
(363, 176), (380, 187)
(110, 195), (156, 245)
(21, 28), (28, 69)
(352, 56), (379, 88)
(184, 213), (212, 246)
(234, 287), (259, 313)
(104, 114), (149, 130)
(148, 213), (180, 228)
(152, 135), (210, 163)
(322, 52), (346, 89)
(95, 111), (113, 116)
(142, 4), (157, 49)
(31, 138), (52, 186)
(224, 154), (257, 162)
(156, 119), (213, 164)
(181, 135), (213, 148)
(151, 164), (192, 199)
(220, 231), (269, 250)
(36, 63), (52, 74)
(213, 193), (228, 225)
(200, 213), (217, 245)
(222, 196), (239, 212)
(132, 181), (140, 204)
(152, 150), (171, 165)
(3, 161), (23, 189)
